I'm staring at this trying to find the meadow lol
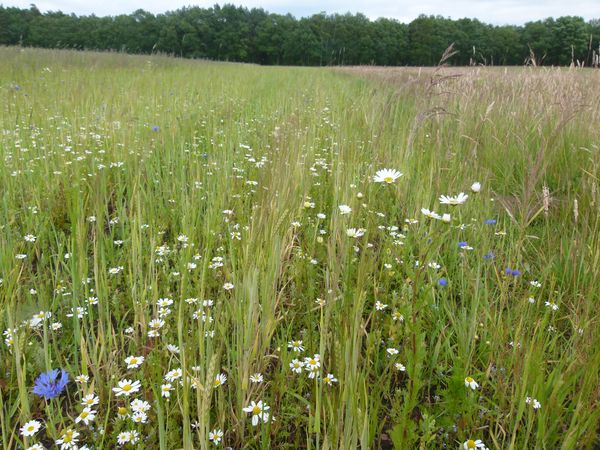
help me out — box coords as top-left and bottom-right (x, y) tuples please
(0, 47), (599, 449)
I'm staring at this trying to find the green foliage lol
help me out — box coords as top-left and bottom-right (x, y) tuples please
(0, 5), (598, 66)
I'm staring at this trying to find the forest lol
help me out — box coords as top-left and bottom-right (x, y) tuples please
(0, 4), (599, 66)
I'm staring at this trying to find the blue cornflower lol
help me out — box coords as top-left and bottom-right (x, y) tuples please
(458, 241), (468, 248)
(32, 369), (69, 400)
(483, 252), (495, 260)
(151, 125), (160, 132)
(438, 278), (448, 287)
(505, 268), (521, 276)
(484, 219), (497, 225)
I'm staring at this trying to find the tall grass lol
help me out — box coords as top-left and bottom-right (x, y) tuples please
(0, 47), (599, 449)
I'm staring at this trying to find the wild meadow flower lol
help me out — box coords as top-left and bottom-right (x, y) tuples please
(26, 444), (45, 450)
(214, 373), (227, 387)
(464, 376), (479, 390)
(526, 396), (541, 409)
(322, 373), (338, 385)
(165, 368), (183, 382)
(161, 383), (174, 398)
(338, 204), (352, 215)
(20, 419), (41, 437)
(439, 193), (468, 205)
(81, 394), (99, 407)
(243, 400), (270, 426)
(438, 278), (448, 287)
(505, 268), (521, 276)
(375, 301), (388, 311)
(250, 373), (264, 383)
(125, 355), (144, 369)
(471, 182), (481, 192)
(288, 340), (304, 352)
(74, 374), (89, 384)
(56, 429), (79, 449)
(75, 407), (96, 425)
(112, 379), (141, 397)
(23, 234), (36, 242)
(346, 228), (365, 238)
(223, 282), (234, 290)
(386, 348), (399, 356)
(545, 301), (559, 311)
(290, 359), (304, 373)
(421, 208), (441, 220)
(463, 439), (487, 449)
(33, 369), (69, 400)
(209, 428), (224, 444)
(130, 399), (151, 413)
(373, 168), (403, 184)
(304, 354), (321, 378)
(394, 363), (406, 371)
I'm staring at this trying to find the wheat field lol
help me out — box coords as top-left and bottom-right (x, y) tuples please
(1, 47), (599, 449)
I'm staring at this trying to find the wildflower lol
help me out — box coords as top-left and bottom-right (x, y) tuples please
(484, 219), (497, 225)
(20, 420), (42, 437)
(373, 168), (403, 184)
(108, 266), (124, 275)
(421, 208), (441, 220)
(75, 407), (96, 425)
(81, 394), (99, 407)
(161, 383), (174, 398)
(209, 428), (224, 445)
(304, 354), (321, 378)
(463, 439), (487, 449)
(471, 182), (481, 193)
(322, 373), (338, 385)
(287, 340), (304, 352)
(117, 431), (132, 445)
(464, 376), (479, 390)
(530, 280), (542, 288)
(394, 363), (406, 372)
(33, 369), (69, 400)
(375, 301), (388, 311)
(250, 373), (264, 383)
(26, 444), (45, 450)
(24, 234), (37, 243)
(346, 228), (365, 238)
(75, 374), (89, 384)
(165, 368), (183, 382)
(289, 359), (304, 373)
(438, 278), (448, 287)
(56, 429), (79, 449)
(125, 355), (144, 369)
(525, 397), (541, 410)
(338, 205), (352, 215)
(483, 252), (495, 260)
(386, 348), (399, 356)
(131, 411), (148, 423)
(130, 399), (151, 413)
(223, 282), (234, 290)
(545, 301), (559, 311)
(243, 400), (270, 426)
(441, 213), (451, 223)
(214, 373), (227, 388)
(392, 311), (404, 322)
(439, 193), (468, 206)
(112, 379), (141, 397)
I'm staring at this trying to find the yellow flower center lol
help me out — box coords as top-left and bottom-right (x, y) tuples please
(384, 176), (394, 183)
(27, 425), (35, 432)
(466, 377), (474, 383)
(123, 384), (132, 391)
(252, 405), (261, 415)
(63, 431), (73, 443)
(466, 440), (476, 449)
(118, 407), (127, 415)
(80, 411), (88, 418)
(130, 358), (137, 364)
(214, 379), (221, 386)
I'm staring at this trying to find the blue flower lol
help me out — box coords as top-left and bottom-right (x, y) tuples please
(438, 278), (448, 287)
(32, 369), (69, 400)
(484, 219), (497, 225)
(483, 252), (495, 260)
(458, 241), (468, 248)
(151, 125), (160, 132)
(505, 268), (521, 276)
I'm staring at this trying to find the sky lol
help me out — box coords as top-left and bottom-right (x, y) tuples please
(1, 0), (599, 25)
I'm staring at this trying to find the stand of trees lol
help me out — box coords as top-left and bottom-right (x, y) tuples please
(1, 4), (599, 66)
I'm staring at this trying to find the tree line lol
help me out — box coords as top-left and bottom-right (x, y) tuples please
(1, 4), (599, 66)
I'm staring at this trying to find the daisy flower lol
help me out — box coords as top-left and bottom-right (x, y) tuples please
(20, 420), (42, 437)
(471, 182), (481, 192)
(322, 373), (338, 385)
(287, 340), (304, 352)
(439, 193), (468, 205)
(242, 400), (270, 426)
(289, 359), (304, 374)
(112, 379), (141, 397)
(75, 407), (96, 425)
(208, 429), (224, 445)
(214, 373), (227, 388)
(373, 168), (403, 184)
(464, 376), (479, 390)
(250, 373), (264, 383)
(463, 439), (488, 449)
(338, 205), (352, 215)
(124, 355), (144, 369)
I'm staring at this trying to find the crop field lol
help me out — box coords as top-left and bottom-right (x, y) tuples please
(0, 47), (599, 450)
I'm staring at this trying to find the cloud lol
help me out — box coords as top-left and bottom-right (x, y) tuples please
(3, 0), (599, 24)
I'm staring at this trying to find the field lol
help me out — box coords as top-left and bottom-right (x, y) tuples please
(0, 47), (599, 449)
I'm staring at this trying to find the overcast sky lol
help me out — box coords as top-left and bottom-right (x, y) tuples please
(1, 0), (599, 25)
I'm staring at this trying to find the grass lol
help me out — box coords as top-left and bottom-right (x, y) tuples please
(0, 47), (599, 449)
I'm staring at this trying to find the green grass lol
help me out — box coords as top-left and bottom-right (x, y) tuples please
(1, 47), (599, 450)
